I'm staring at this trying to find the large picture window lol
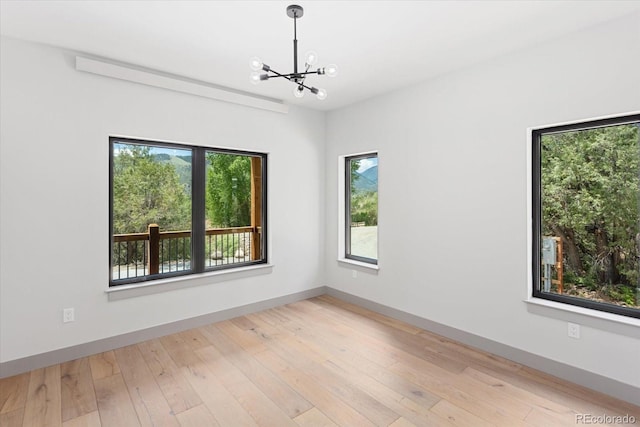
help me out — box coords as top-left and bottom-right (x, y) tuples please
(110, 137), (267, 286)
(532, 114), (640, 318)
(345, 153), (378, 264)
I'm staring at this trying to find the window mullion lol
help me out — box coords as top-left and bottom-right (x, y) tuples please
(192, 147), (206, 274)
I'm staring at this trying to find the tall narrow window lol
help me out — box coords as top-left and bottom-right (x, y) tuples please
(533, 114), (640, 318)
(110, 137), (267, 286)
(346, 153), (378, 264)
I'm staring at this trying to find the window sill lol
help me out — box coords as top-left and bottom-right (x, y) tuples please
(337, 258), (379, 272)
(524, 297), (640, 338)
(106, 264), (274, 301)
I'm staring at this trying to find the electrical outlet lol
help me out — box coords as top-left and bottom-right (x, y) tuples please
(352, 270), (358, 278)
(63, 308), (75, 323)
(568, 322), (580, 339)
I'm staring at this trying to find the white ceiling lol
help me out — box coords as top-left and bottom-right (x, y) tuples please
(2, 1), (639, 111)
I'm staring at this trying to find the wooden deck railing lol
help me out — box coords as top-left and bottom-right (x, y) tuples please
(112, 224), (262, 280)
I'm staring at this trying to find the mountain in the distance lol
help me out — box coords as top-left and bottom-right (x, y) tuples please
(354, 166), (378, 193)
(153, 153), (192, 192)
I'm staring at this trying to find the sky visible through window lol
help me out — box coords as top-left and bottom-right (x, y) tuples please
(357, 156), (377, 173)
(113, 144), (191, 157)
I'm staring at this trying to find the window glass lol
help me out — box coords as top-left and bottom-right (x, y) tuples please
(346, 154), (378, 264)
(112, 143), (192, 281)
(534, 116), (640, 318)
(205, 152), (264, 268)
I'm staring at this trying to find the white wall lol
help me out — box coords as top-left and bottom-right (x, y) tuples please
(2, 11), (639, 394)
(0, 37), (326, 363)
(325, 13), (640, 388)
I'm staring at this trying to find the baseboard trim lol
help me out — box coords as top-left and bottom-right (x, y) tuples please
(0, 286), (326, 378)
(325, 287), (640, 407)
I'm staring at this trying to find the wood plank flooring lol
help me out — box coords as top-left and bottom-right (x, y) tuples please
(1, 295), (638, 426)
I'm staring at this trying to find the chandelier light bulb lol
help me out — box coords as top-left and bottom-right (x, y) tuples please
(304, 51), (318, 66)
(249, 57), (263, 71)
(325, 64), (338, 77)
(316, 88), (327, 100)
(249, 72), (261, 85)
(293, 86), (305, 98)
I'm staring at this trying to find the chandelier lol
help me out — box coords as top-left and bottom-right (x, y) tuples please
(249, 4), (337, 100)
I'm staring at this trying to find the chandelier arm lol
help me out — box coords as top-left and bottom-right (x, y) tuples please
(295, 70), (322, 76)
(265, 65), (321, 80)
(293, 80), (318, 93)
(264, 69), (297, 84)
(269, 70), (316, 92)
(266, 71), (314, 92)
(264, 68), (291, 79)
(268, 71), (320, 79)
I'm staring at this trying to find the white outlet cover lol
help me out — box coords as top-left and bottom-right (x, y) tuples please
(568, 322), (580, 339)
(63, 308), (75, 323)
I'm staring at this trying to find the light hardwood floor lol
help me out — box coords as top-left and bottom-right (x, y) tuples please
(1, 295), (638, 426)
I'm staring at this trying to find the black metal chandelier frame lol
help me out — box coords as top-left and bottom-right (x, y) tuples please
(250, 4), (337, 100)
